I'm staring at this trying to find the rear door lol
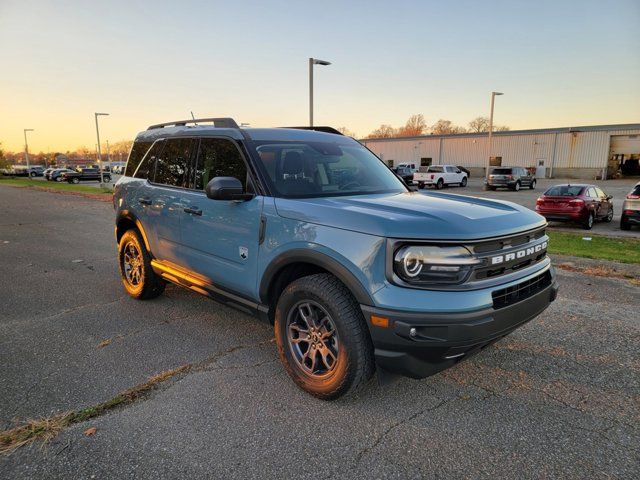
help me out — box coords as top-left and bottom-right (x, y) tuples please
(179, 137), (264, 297)
(147, 137), (195, 265)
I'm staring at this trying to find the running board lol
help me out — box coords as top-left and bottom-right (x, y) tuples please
(150, 260), (270, 322)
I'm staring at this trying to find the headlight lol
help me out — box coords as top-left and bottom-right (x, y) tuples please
(393, 245), (481, 285)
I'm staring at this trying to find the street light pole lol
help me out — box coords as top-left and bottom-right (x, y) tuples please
(486, 92), (503, 181)
(23, 129), (34, 177)
(94, 112), (109, 186)
(309, 57), (331, 127)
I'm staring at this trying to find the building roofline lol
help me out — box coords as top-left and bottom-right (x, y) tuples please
(359, 123), (640, 142)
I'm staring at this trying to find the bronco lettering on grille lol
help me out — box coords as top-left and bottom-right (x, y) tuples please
(490, 241), (548, 265)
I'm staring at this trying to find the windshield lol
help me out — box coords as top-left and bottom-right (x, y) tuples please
(544, 185), (585, 196)
(249, 140), (407, 198)
(630, 184), (640, 197)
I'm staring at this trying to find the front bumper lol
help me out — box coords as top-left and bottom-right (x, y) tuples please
(361, 271), (558, 379)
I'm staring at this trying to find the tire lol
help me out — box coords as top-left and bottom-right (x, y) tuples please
(436, 178), (444, 190)
(274, 273), (375, 400)
(529, 179), (536, 190)
(118, 229), (165, 300)
(418, 182), (425, 189)
(513, 181), (521, 192)
(620, 216), (631, 230)
(605, 208), (614, 223)
(71, 177), (80, 184)
(583, 212), (594, 230)
(30, 172), (36, 178)
(460, 177), (468, 187)
(55, 176), (63, 182)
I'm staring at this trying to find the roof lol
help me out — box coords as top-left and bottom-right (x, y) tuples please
(360, 123), (640, 142)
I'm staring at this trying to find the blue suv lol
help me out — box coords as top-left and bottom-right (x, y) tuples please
(114, 118), (558, 399)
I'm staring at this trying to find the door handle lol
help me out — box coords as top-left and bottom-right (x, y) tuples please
(184, 207), (202, 216)
(138, 197), (152, 205)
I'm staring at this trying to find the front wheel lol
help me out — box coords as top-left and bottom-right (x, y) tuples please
(71, 177), (80, 184)
(118, 229), (165, 299)
(584, 212), (594, 230)
(274, 273), (374, 400)
(55, 176), (63, 182)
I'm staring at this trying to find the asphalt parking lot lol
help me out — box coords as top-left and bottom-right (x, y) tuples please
(1, 185), (638, 479)
(418, 176), (640, 238)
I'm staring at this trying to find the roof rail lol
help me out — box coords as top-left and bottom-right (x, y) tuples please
(147, 117), (239, 130)
(280, 126), (344, 136)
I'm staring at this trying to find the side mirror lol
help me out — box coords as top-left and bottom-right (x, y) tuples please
(205, 177), (254, 201)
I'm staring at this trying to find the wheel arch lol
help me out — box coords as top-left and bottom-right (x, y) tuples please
(260, 249), (374, 320)
(115, 211), (151, 253)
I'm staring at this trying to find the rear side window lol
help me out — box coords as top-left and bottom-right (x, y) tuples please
(630, 184), (640, 196)
(153, 138), (193, 187)
(193, 138), (248, 190)
(124, 141), (153, 177)
(134, 140), (164, 180)
(427, 166), (443, 173)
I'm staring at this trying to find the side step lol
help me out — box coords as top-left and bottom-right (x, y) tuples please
(150, 260), (269, 322)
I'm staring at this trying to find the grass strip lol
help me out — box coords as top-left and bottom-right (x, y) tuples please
(0, 364), (191, 454)
(547, 231), (640, 264)
(0, 177), (113, 195)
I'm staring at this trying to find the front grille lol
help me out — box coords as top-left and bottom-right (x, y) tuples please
(492, 271), (551, 310)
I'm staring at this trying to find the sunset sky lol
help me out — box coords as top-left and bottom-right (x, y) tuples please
(1, 0), (639, 153)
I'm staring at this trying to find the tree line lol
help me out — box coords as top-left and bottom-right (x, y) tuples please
(357, 114), (510, 139)
(0, 140), (134, 166)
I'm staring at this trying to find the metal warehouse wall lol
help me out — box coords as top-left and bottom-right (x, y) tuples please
(361, 126), (640, 177)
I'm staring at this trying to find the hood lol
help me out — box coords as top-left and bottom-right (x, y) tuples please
(274, 191), (546, 240)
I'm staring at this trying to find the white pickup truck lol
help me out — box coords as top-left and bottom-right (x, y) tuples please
(414, 165), (468, 189)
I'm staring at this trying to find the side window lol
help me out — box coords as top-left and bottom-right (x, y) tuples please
(154, 138), (193, 187)
(134, 140), (164, 180)
(587, 187), (597, 198)
(125, 141), (153, 177)
(194, 138), (248, 190)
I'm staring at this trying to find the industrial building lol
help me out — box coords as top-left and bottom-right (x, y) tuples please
(360, 123), (640, 179)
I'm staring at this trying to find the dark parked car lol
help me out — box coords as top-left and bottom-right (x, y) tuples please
(485, 167), (536, 191)
(61, 168), (111, 184)
(535, 184), (613, 230)
(50, 168), (75, 182)
(395, 166), (414, 185)
(620, 182), (640, 230)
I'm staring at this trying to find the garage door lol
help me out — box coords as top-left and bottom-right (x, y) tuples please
(610, 134), (640, 155)
(609, 135), (640, 175)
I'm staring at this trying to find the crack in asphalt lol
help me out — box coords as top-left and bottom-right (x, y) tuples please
(353, 396), (454, 466)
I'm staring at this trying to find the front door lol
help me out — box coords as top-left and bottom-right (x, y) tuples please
(179, 137), (263, 298)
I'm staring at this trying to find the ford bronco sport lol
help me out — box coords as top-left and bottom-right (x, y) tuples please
(114, 117), (558, 399)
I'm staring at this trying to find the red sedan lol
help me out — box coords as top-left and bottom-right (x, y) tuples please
(535, 184), (614, 230)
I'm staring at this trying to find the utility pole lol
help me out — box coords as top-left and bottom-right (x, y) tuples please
(309, 58), (331, 127)
(94, 112), (109, 187)
(486, 92), (504, 181)
(23, 129), (34, 177)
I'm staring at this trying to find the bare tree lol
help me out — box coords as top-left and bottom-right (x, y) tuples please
(367, 124), (397, 138)
(0, 143), (10, 171)
(337, 126), (356, 138)
(468, 116), (509, 133)
(431, 119), (466, 135)
(397, 114), (427, 137)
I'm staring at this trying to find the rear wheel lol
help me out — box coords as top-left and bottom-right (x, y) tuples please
(620, 216), (631, 230)
(274, 273), (374, 400)
(460, 177), (468, 187)
(418, 182), (425, 189)
(71, 177), (80, 184)
(55, 176), (63, 182)
(583, 212), (594, 230)
(436, 178), (444, 190)
(118, 229), (165, 299)
(529, 179), (536, 190)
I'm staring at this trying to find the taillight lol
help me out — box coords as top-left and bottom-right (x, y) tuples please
(627, 194), (639, 199)
(569, 199), (584, 207)
(624, 210), (635, 215)
(430, 174), (434, 179)
(536, 198), (544, 205)
(508, 175), (514, 180)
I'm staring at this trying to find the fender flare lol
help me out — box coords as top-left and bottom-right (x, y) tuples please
(115, 210), (152, 253)
(259, 249), (374, 306)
